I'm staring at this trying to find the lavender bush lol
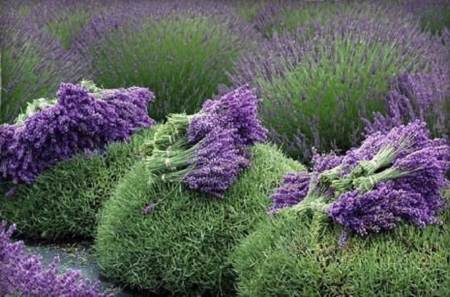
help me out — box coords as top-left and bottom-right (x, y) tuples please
(396, 0), (450, 35)
(0, 125), (155, 240)
(95, 143), (304, 296)
(0, 81), (155, 185)
(0, 221), (112, 296)
(364, 66), (450, 138)
(75, 0), (261, 122)
(230, 2), (448, 162)
(0, 4), (89, 124)
(230, 121), (450, 296)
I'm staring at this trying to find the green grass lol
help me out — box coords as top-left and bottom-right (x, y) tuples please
(95, 143), (304, 296)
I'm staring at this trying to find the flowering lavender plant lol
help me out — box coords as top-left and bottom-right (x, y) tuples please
(230, 2), (448, 162)
(363, 67), (450, 139)
(1, 2), (89, 124)
(0, 221), (112, 296)
(141, 85), (267, 198)
(74, 0), (261, 122)
(268, 121), (450, 246)
(0, 81), (155, 185)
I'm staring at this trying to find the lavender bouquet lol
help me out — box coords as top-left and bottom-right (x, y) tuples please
(0, 80), (155, 186)
(268, 120), (450, 246)
(139, 85), (267, 199)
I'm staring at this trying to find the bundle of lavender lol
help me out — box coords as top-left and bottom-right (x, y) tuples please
(0, 80), (154, 185)
(140, 85), (268, 198)
(268, 120), (450, 246)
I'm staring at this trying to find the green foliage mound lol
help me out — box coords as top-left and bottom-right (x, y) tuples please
(231, 208), (450, 297)
(0, 128), (153, 241)
(95, 143), (304, 296)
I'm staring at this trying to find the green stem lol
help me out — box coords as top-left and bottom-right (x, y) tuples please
(352, 168), (411, 192)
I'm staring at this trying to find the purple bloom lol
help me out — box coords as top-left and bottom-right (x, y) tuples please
(181, 85), (267, 198)
(327, 182), (441, 236)
(267, 172), (310, 214)
(364, 68), (450, 138)
(141, 203), (157, 215)
(184, 128), (252, 198)
(188, 85), (267, 147)
(0, 82), (155, 184)
(0, 221), (112, 296)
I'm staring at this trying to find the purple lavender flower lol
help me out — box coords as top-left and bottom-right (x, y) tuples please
(0, 82), (155, 184)
(141, 203), (157, 215)
(187, 85), (267, 147)
(176, 85), (267, 198)
(0, 221), (112, 296)
(267, 172), (310, 214)
(184, 128), (252, 198)
(364, 68), (450, 138)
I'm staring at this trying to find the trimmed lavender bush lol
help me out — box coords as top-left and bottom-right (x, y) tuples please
(95, 143), (304, 296)
(0, 3), (89, 124)
(0, 82), (155, 185)
(231, 203), (450, 297)
(75, 0), (261, 122)
(0, 221), (111, 296)
(0, 126), (155, 240)
(230, 2), (448, 162)
(231, 121), (450, 296)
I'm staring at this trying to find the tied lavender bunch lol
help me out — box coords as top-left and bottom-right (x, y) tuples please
(0, 81), (155, 185)
(0, 221), (112, 297)
(268, 120), (450, 246)
(140, 85), (267, 201)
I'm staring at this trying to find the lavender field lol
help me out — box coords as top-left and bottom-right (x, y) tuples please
(1, 0), (450, 296)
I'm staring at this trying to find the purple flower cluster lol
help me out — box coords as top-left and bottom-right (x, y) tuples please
(0, 221), (111, 297)
(364, 67), (450, 138)
(329, 122), (450, 236)
(185, 128), (252, 198)
(0, 82), (155, 184)
(184, 85), (267, 197)
(188, 85), (268, 146)
(328, 183), (441, 236)
(267, 172), (310, 214)
(268, 120), (450, 241)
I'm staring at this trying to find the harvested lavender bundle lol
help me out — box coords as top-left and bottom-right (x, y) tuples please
(268, 120), (450, 245)
(0, 81), (155, 185)
(141, 85), (267, 198)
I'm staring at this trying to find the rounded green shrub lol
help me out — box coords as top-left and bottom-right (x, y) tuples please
(231, 208), (450, 297)
(82, 1), (260, 122)
(230, 2), (447, 162)
(0, 128), (154, 241)
(95, 143), (304, 296)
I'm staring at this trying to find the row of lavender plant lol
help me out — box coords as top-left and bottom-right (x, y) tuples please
(0, 2), (90, 124)
(229, 0), (450, 162)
